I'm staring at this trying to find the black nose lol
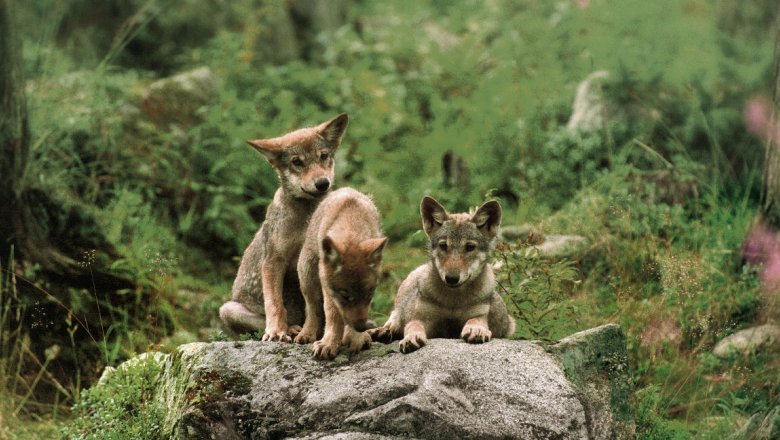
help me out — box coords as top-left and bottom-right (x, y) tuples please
(314, 178), (330, 192)
(352, 319), (368, 332)
(445, 274), (460, 286)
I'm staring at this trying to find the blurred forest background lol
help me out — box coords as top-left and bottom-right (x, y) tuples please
(1, 0), (779, 438)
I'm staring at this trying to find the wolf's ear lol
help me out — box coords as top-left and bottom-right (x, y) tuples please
(361, 237), (388, 268)
(317, 113), (349, 149)
(420, 196), (448, 237)
(472, 200), (502, 239)
(247, 138), (284, 165)
(321, 236), (342, 269)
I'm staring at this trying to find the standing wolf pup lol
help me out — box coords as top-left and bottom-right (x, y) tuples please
(219, 113), (349, 341)
(368, 196), (515, 353)
(295, 187), (387, 360)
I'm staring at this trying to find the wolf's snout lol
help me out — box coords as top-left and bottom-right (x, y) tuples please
(444, 274), (460, 286)
(343, 306), (370, 331)
(314, 178), (330, 192)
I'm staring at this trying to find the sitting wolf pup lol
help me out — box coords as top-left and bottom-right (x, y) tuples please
(295, 187), (387, 360)
(219, 113), (349, 341)
(368, 196), (515, 353)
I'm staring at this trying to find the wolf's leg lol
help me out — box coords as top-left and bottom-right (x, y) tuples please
(399, 320), (427, 353)
(461, 316), (492, 343)
(488, 292), (516, 338)
(261, 257), (291, 342)
(313, 291), (344, 360)
(294, 249), (323, 344)
(367, 310), (402, 343)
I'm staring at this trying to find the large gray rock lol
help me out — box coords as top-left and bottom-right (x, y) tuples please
(105, 324), (634, 439)
(566, 70), (610, 132)
(137, 66), (219, 130)
(499, 226), (588, 258)
(729, 406), (780, 440)
(713, 324), (780, 358)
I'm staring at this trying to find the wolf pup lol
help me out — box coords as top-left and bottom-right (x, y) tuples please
(219, 113), (349, 341)
(295, 187), (387, 360)
(368, 196), (515, 353)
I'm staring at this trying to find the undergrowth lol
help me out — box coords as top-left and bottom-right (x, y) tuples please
(60, 354), (166, 440)
(495, 239), (581, 341)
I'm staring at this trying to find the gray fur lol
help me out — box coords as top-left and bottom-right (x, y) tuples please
(369, 197), (515, 349)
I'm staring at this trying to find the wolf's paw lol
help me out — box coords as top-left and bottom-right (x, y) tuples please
(294, 330), (317, 345)
(287, 325), (302, 337)
(262, 329), (291, 343)
(313, 340), (340, 360)
(399, 332), (427, 354)
(367, 326), (394, 343)
(343, 331), (372, 354)
(461, 324), (492, 344)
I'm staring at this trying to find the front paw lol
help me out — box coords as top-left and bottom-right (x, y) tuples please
(312, 339), (340, 360)
(343, 331), (372, 354)
(399, 332), (427, 354)
(367, 326), (394, 343)
(262, 327), (291, 343)
(461, 323), (492, 344)
(294, 329), (317, 345)
(287, 325), (302, 337)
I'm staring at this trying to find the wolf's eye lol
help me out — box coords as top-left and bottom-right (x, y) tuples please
(465, 243), (476, 252)
(291, 157), (304, 166)
(438, 242), (448, 251)
(320, 152), (329, 161)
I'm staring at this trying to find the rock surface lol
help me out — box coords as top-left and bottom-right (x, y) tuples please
(729, 406), (780, 440)
(137, 66), (219, 129)
(566, 70), (610, 132)
(107, 324), (634, 439)
(713, 324), (780, 358)
(534, 234), (589, 258)
(499, 225), (588, 259)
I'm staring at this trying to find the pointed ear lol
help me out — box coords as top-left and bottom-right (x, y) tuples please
(471, 200), (502, 239)
(317, 113), (349, 149)
(321, 236), (342, 267)
(420, 196), (448, 237)
(361, 237), (388, 267)
(247, 138), (284, 165)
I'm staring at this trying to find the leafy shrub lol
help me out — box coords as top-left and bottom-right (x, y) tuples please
(62, 355), (166, 440)
(634, 385), (690, 440)
(495, 239), (580, 340)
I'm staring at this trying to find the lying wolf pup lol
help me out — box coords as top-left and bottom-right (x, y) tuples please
(295, 187), (387, 360)
(368, 196), (515, 353)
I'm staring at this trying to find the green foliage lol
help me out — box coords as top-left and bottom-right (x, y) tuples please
(634, 385), (690, 440)
(521, 130), (612, 209)
(61, 355), (166, 440)
(495, 240), (580, 340)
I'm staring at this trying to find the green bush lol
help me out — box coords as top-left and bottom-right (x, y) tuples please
(62, 355), (166, 440)
(495, 240), (580, 340)
(634, 386), (690, 440)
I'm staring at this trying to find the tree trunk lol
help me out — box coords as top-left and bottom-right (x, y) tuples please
(0, 0), (30, 265)
(762, 4), (780, 227)
(0, 0), (83, 274)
